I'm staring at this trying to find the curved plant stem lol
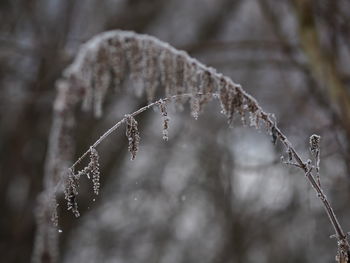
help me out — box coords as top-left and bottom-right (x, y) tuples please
(71, 93), (212, 170)
(70, 91), (349, 253)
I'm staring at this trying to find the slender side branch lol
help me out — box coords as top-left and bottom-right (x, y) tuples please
(71, 93), (210, 170)
(71, 89), (349, 251)
(71, 88), (349, 250)
(262, 111), (347, 241)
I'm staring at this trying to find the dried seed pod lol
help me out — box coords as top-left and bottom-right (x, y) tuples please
(218, 77), (235, 125)
(184, 60), (197, 92)
(174, 54), (184, 90)
(190, 96), (200, 120)
(310, 134), (321, 154)
(125, 115), (140, 160)
(159, 48), (174, 97)
(174, 53), (186, 103)
(336, 240), (350, 263)
(64, 169), (80, 217)
(107, 37), (126, 92)
(143, 40), (159, 102)
(89, 147), (100, 195)
(231, 84), (246, 125)
(186, 62), (201, 118)
(93, 58), (111, 118)
(81, 52), (95, 112)
(64, 146), (100, 216)
(271, 126), (278, 145)
(125, 36), (144, 95)
(50, 198), (59, 227)
(249, 110), (260, 128)
(287, 147), (293, 162)
(247, 99), (260, 128)
(158, 99), (170, 141)
(198, 70), (214, 111)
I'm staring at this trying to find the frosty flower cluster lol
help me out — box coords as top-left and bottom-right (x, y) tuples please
(125, 115), (140, 161)
(64, 147), (100, 217)
(64, 31), (266, 129)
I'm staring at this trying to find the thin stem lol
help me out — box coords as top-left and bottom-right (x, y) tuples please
(315, 149), (321, 187)
(260, 110), (348, 243)
(70, 93), (216, 170)
(70, 90), (349, 250)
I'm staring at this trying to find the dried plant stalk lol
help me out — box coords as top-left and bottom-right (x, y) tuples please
(34, 30), (350, 263)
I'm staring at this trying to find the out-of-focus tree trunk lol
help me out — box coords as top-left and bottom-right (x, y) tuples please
(293, 0), (350, 134)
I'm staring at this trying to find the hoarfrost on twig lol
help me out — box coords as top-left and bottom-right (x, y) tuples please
(219, 77), (245, 126)
(63, 146), (100, 217)
(90, 147), (100, 195)
(64, 169), (80, 218)
(310, 134), (321, 187)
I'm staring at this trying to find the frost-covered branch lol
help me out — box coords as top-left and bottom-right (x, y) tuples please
(33, 30), (350, 263)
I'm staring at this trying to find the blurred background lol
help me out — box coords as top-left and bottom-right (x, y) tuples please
(1, 0), (350, 262)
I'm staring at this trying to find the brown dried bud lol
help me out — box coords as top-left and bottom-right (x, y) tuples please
(89, 147), (100, 195)
(309, 134), (321, 154)
(158, 99), (170, 141)
(126, 115), (140, 160)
